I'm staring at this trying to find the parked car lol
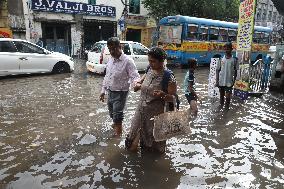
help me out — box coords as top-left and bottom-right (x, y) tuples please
(0, 38), (74, 77)
(86, 41), (149, 74)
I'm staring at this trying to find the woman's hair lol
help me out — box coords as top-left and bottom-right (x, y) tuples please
(147, 47), (167, 62)
(188, 58), (197, 69)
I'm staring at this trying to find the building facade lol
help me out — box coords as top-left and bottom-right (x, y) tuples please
(125, 0), (157, 47)
(0, 0), (10, 37)
(255, 0), (284, 43)
(8, 0), (26, 39)
(14, 0), (155, 56)
(1, 0), (155, 54)
(0, 0), (27, 39)
(22, 0), (121, 56)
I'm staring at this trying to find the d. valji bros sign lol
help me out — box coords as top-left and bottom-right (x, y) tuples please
(31, 0), (116, 17)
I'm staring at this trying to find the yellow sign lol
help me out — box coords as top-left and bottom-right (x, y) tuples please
(0, 28), (13, 38)
(160, 41), (269, 52)
(237, 0), (257, 51)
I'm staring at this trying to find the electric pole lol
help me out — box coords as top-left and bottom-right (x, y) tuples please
(120, 0), (129, 40)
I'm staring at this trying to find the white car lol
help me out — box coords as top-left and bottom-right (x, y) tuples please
(86, 41), (149, 74)
(0, 38), (74, 77)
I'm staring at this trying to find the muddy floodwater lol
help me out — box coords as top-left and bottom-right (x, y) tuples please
(1, 60), (284, 189)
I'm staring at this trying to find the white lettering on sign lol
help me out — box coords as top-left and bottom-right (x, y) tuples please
(94, 6), (100, 13)
(101, 7), (107, 13)
(46, 0), (55, 8)
(56, 2), (63, 9)
(108, 7), (113, 13)
(35, 0), (43, 6)
(73, 4), (80, 10)
(87, 5), (93, 11)
(64, 3), (71, 10)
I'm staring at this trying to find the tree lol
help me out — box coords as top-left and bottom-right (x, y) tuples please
(142, 0), (239, 22)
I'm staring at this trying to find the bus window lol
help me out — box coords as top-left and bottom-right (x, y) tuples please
(187, 24), (198, 41)
(253, 32), (261, 43)
(209, 27), (219, 41)
(228, 29), (237, 42)
(219, 28), (228, 42)
(199, 26), (208, 41)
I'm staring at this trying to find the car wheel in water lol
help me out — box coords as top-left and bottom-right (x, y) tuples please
(52, 62), (70, 74)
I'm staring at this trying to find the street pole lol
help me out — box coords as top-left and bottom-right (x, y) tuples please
(120, 0), (128, 40)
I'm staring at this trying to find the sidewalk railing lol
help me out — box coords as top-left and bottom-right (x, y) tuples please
(249, 59), (272, 93)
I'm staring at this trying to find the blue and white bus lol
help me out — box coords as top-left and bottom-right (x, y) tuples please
(158, 15), (272, 65)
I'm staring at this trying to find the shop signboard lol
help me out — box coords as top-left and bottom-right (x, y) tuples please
(31, 0), (116, 17)
(236, 0), (256, 51)
(235, 0), (257, 100)
(125, 15), (147, 27)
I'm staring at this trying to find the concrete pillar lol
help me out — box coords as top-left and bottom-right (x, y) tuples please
(71, 14), (84, 57)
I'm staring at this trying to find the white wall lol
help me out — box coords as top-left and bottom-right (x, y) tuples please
(139, 1), (149, 16)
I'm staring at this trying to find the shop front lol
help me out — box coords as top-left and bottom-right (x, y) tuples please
(83, 19), (117, 50)
(125, 15), (156, 47)
(29, 0), (116, 56)
(41, 22), (71, 55)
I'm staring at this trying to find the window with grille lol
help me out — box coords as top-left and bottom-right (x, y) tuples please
(129, 0), (140, 14)
(89, 0), (96, 5)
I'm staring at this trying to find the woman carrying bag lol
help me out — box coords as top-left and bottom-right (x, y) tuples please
(125, 47), (177, 154)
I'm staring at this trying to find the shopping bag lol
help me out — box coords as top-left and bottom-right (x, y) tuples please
(208, 58), (220, 98)
(153, 98), (191, 142)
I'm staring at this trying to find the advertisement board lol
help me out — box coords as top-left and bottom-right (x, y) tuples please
(159, 25), (182, 44)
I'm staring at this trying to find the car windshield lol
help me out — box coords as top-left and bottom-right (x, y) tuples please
(91, 43), (105, 53)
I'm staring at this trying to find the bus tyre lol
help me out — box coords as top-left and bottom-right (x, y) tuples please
(52, 62), (70, 74)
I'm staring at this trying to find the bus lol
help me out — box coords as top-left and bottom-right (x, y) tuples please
(158, 15), (272, 65)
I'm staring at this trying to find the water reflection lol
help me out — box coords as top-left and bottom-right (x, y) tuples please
(0, 61), (283, 188)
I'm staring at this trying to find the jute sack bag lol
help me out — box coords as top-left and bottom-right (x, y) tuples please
(153, 97), (191, 141)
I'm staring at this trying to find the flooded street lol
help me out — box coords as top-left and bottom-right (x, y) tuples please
(1, 60), (284, 189)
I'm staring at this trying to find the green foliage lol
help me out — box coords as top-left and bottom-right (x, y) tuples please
(142, 0), (239, 21)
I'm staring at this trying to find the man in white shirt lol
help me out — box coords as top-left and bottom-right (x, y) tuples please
(99, 37), (140, 136)
(216, 42), (239, 110)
